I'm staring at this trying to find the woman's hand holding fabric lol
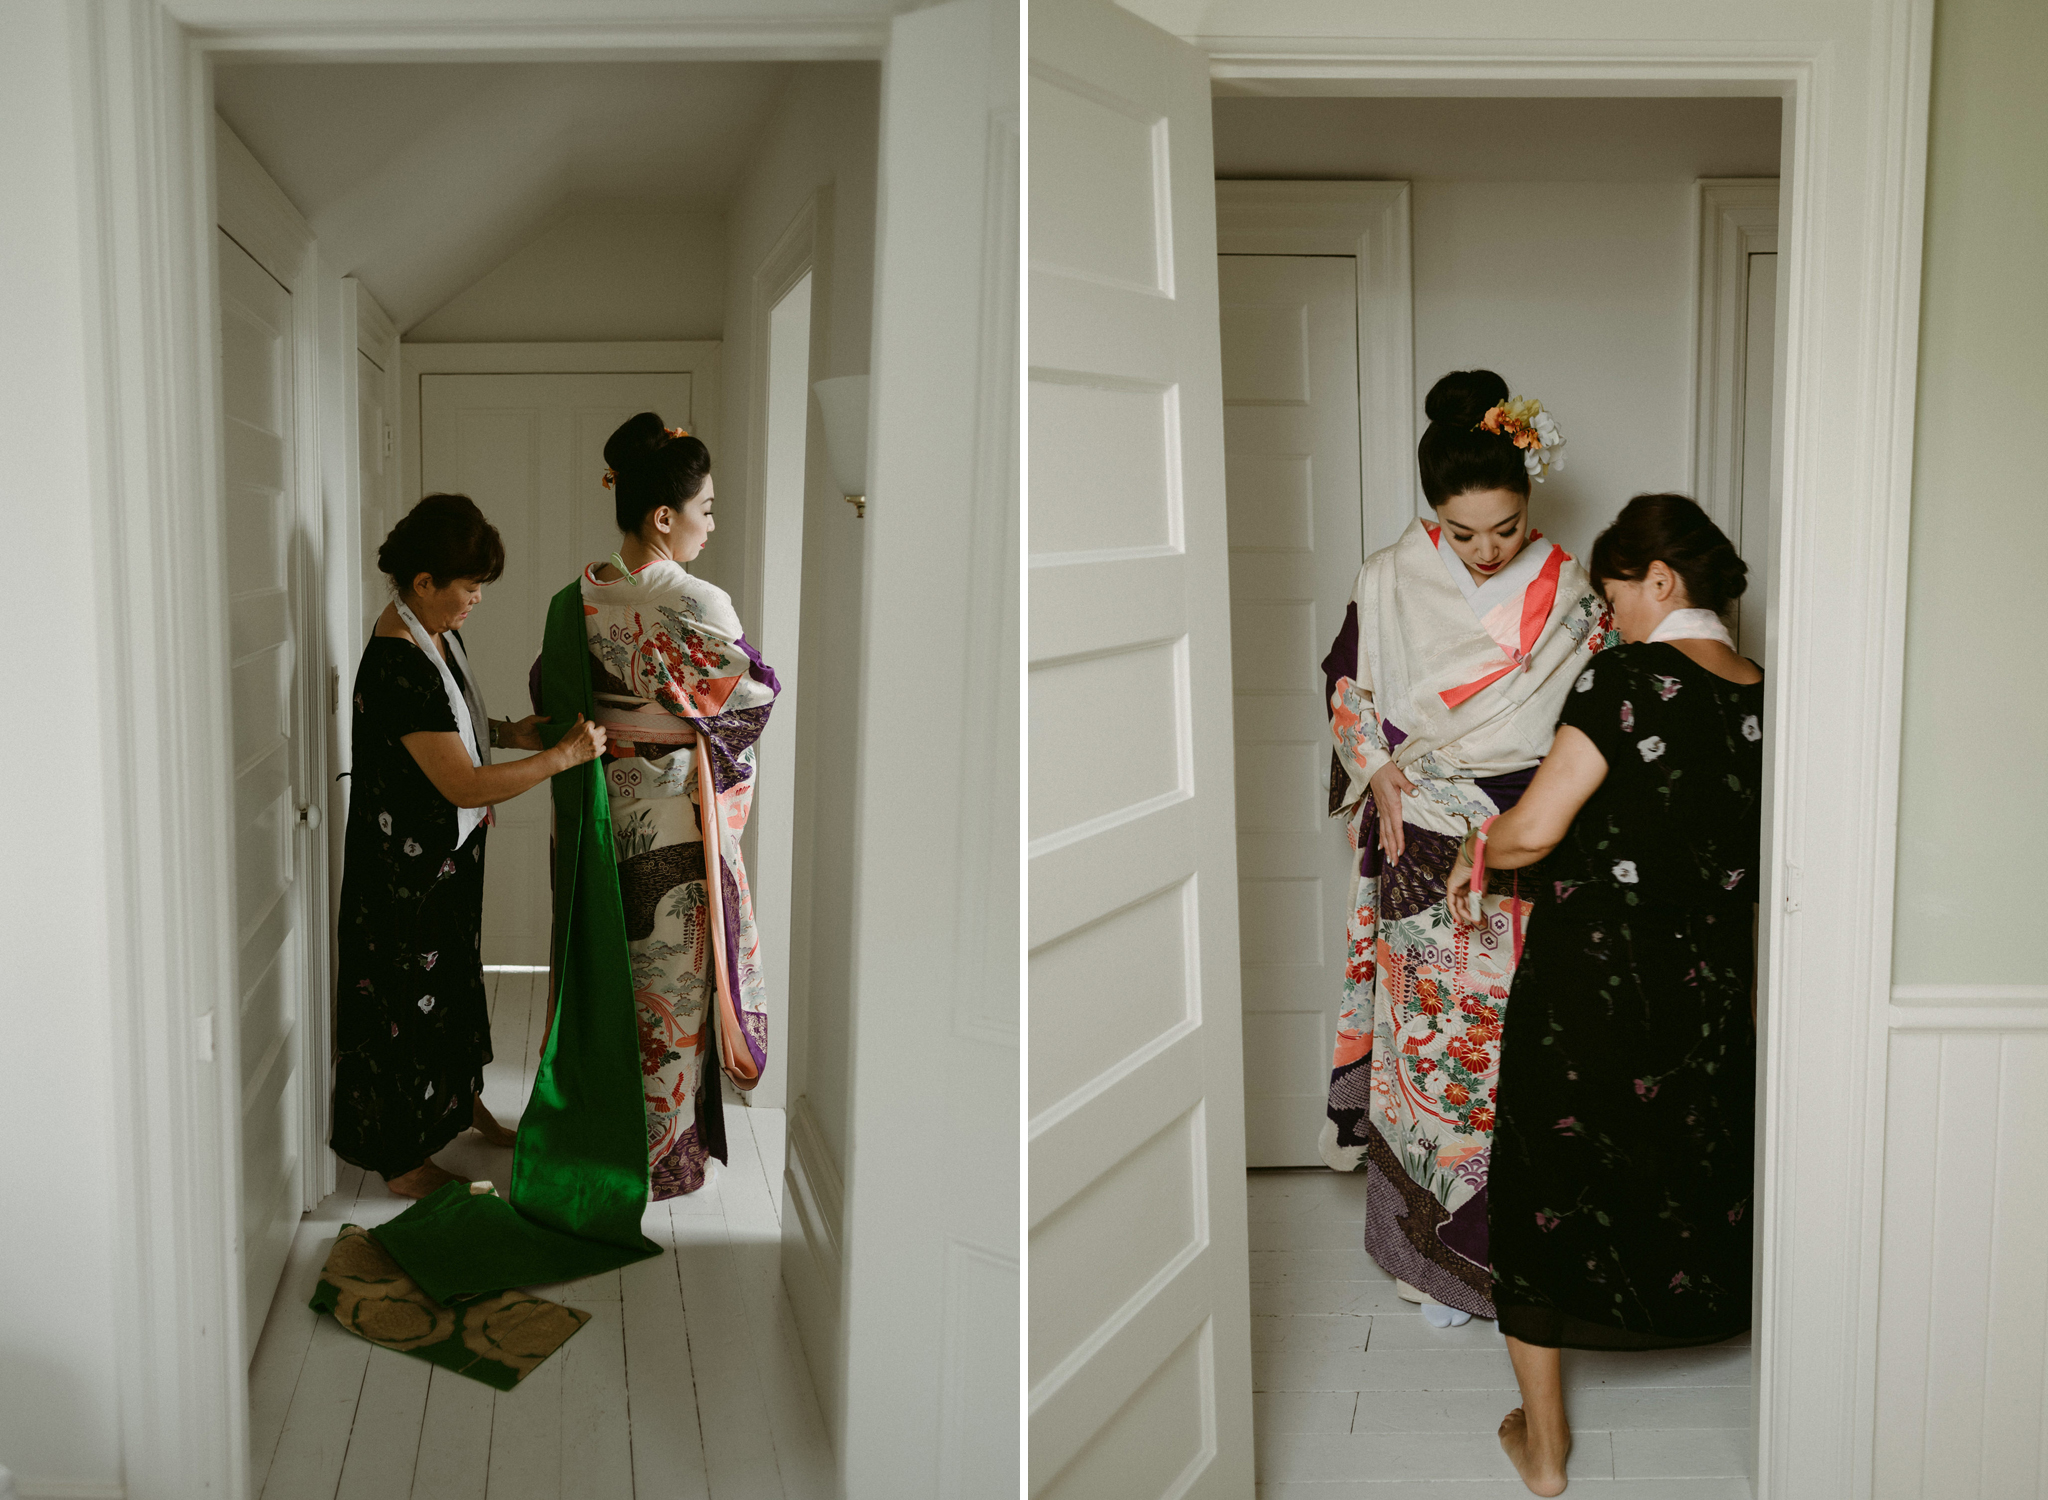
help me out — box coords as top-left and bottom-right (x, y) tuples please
(549, 714), (607, 771)
(1368, 760), (1418, 864)
(1447, 851), (1486, 929)
(404, 713), (606, 809)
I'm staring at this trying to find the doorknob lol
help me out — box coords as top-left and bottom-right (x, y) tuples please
(298, 803), (323, 831)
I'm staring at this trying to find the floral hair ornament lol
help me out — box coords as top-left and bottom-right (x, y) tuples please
(1477, 397), (1567, 482)
(602, 426), (694, 488)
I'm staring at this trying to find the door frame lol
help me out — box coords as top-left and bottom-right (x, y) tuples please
(68, 7), (894, 1496)
(1690, 178), (1782, 543)
(737, 193), (827, 1123)
(1140, 8), (1933, 1496)
(1214, 179), (1415, 556)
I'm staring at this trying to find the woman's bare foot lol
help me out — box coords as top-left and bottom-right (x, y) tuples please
(1499, 1406), (1570, 1496)
(470, 1093), (517, 1147)
(385, 1159), (463, 1199)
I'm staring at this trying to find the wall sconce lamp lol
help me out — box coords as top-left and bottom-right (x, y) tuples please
(812, 374), (869, 519)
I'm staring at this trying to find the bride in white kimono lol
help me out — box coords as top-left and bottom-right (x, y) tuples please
(1318, 369), (1612, 1325)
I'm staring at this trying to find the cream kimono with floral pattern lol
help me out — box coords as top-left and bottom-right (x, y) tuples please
(1319, 518), (1611, 1313)
(581, 559), (777, 1198)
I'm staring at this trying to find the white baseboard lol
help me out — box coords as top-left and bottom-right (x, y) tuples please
(783, 1094), (844, 1295)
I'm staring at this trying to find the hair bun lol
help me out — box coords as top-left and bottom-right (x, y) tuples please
(1424, 369), (1510, 430)
(1709, 542), (1751, 602)
(603, 411), (673, 476)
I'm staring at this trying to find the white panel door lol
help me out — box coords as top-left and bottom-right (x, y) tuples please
(218, 229), (307, 1360)
(837, 2), (1018, 1496)
(1219, 255), (1367, 1167)
(1735, 250), (1778, 659)
(417, 371), (691, 966)
(1029, 0), (1256, 1493)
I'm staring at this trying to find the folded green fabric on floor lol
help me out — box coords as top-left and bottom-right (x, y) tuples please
(309, 1222), (589, 1391)
(369, 580), (661, 1305)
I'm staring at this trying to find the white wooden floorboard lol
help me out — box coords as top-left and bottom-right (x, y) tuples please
(718, 1107), (834, 1497)
(261, 1313), (375, 1493)
(667, 1183), (791, 1499)
(559, 1298), (636, 1499)
(747, 1107), (786, 1222)
(249, 962), (816, 1498)
(249, 1177), (353, 1491)
(409, 1366), (494, 1500)
(1246, 1169), (1754, 1496)
(619, 1205), (714, 1500)
(1260, 1429), (1617, 1485)
(333, 1350), (432, 1500)
(485, 1331), (566, 1500)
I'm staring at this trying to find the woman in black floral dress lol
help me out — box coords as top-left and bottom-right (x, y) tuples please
(332, 495), (606, 1198)
(1444, 495), (1763, 1496)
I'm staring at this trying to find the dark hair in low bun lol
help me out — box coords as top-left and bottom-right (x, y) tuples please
(604, 411), (712, 534)
(1588, 493), (1749, 614)
(376, 493), (505, 592)
(1418, 368), (1530, 507)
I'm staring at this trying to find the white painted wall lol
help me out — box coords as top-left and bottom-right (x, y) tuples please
(713, 59), (881, 1435)
(0, 5), (125, 1493)
(1212, 96), (1782, 561)
(1410, 179), (1698, 557)
(1874, 0), (2048, 1493)
(406, 206), (728, 343)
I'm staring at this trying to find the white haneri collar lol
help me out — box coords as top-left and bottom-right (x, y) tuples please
(1646, 607), (1735, 649)
(1435, 526), (1554, 619)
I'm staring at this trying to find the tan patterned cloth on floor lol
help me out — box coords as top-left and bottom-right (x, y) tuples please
(309, 1219), (590, 1390)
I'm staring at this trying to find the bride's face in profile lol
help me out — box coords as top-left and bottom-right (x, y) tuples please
(675, 478), (716, 562)
(644, 478), (717, 563)
(1435, 487), (1530, 584)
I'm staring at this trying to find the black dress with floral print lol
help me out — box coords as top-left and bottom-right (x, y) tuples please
(1488, 642), (1764, 1349)
(330, 635), (492, 1178)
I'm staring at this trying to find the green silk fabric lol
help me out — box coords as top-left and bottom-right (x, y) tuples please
(369, 579), (660, 1303)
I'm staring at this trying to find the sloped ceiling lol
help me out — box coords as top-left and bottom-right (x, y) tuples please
(213, 61), (794, 330)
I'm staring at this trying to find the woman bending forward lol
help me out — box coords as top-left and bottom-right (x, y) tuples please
(1448, 494), (1763, 1495)
(1319, 370), (1610, 1323)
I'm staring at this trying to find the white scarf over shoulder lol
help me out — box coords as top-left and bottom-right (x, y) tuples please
(1331, 517), (1607, 838)
(394, 599), (492, 848)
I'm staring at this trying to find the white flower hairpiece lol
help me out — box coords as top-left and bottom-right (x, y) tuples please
(1477, 397), (1567, 482)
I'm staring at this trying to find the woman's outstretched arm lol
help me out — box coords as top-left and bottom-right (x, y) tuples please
(1447, 725), (1608, 924)
(401, 714), (607, 810)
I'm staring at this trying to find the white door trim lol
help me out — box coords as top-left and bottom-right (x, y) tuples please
(1214, 180), (1416, 555)
(742, 191), (828, 625)
(1690, 178), (1782, 541)
(1139, 12), (1934, 1497)
(68, 6), (957, 1496)
(738, 193), (826, 1118)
